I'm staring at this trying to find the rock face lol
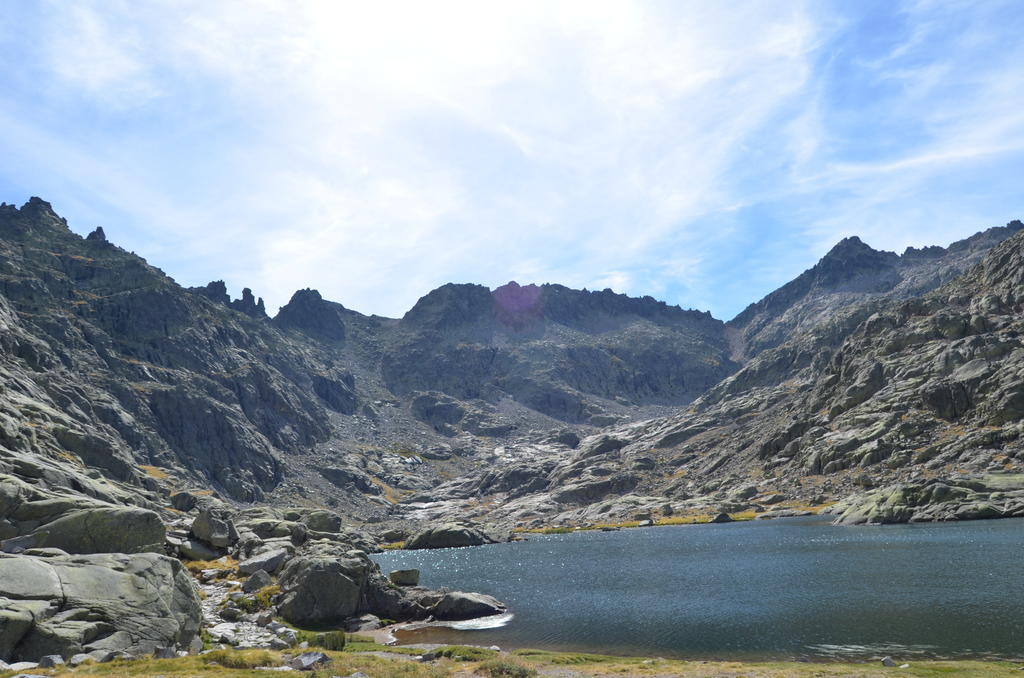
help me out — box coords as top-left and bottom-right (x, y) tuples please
(12, 507), (164, 555)
(0, 551), (201, 662)
(393, 223), (1024, 529)
(831, 474), (1024, 525)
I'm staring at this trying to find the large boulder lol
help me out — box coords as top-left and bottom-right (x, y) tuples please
(238, 548), (289, 576)
(0, 551), (201, 662)
(405, 523), (496, 550)
(276, 553), (371, 627)
(300, 510), (343, 534)
(433, 591), (506, 620)
(189, 510), (238, 549)
(4, 507), (165, 555)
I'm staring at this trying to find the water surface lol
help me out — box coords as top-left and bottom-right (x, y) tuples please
(372, 517), (1024, 660)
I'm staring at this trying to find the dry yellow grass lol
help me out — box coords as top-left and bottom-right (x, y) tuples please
(138, 464), (169, 480)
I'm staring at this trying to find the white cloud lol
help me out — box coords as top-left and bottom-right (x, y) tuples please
(1, 1), (1021, 320)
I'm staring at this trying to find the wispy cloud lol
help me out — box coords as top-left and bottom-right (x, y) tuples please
(0, 1), (1021, 319)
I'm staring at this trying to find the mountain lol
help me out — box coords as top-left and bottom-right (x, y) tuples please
(436, 222), (1024, 529)
(0, 198), (733, 517)
(728, 223), (1024, 360)
(2, 196), (1022, 534)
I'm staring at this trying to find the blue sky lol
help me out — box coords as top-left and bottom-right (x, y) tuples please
(1, 0), (1022, 320)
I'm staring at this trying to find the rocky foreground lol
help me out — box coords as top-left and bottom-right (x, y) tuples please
(0, 485), (506, 665)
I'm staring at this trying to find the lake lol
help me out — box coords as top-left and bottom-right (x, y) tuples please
(371, 516), (1024, 661)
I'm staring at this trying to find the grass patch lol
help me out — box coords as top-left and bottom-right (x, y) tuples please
(512, 649), (614, 664)
(236, 585), (280, 613)
(380, 540), (406, 550)
(430, 645), (498, 661)
(184, 557), (238, 576)
(201, 649), (280, 669)
(478, 658), (537, 677)
(139, 464), (169, 479)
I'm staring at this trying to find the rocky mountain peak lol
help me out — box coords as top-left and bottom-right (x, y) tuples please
(401, 283), (495, 329)
(230, 287), (267, 318)
(192, 280), (231, 305)
(191, 281), (267, 318)
(85, 226), (107, 242)
(273, 288), (345, 341)
(813, 236), (900, 286)
(493, 281), (543, 328)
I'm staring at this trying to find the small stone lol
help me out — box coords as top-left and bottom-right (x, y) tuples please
(220, 606), (242, 621)
(388, 569), (420, 586)
(243, 569), (274, 593)
(153, 646), (177, 659)
(37, 655), (65, 668)
(288, 651), (331, 671)
(900, 664), (910, 669)
(189, 636), (205, 654)
(256, 612), (274, 626)
(881, 656), (897, 667)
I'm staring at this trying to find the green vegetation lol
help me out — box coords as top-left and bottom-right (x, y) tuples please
(478, 658), (538, 677)
(6, 644), (1022, 678)
(201, 649), (280, 669)
(431, 645), (498, 660)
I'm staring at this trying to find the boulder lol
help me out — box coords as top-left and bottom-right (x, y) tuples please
(0, 551), (201, 662)
(276, 553), (371, 626)
(178, 539), (221, 561)
(190, 510), (238, 548)
(432, 591), (506, 620)
(289, 651), (331, 671)
(242, 569), (273, 593)
(239, 548), (289, 575)
(405, 523), (495, 550)
(7, 507), (165, 555)
(300, 510), (343, 534)
(388, 569), (420, 586)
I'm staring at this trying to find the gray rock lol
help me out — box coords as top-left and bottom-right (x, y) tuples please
(179, 539), (221, 561)
(12, 507), (165, 555)
(190, 510), (238, 548)
(405, 523), (495, 550)
(710, 512), (733, 524)
(288, 651), (331, 670)
(239, 548), (289, 575)
(153, 647), (177, 659)
(881, 656), (897, 667)
(388, 569), (420, 586)
(37, 655), (64, 668)
(243, 569), (273, 593)
(6, 663), (39, 672)
(0, 551), (200, 662)
(432, 591), (506, 620)
(219, 606), (242, 621)
(277, 554), (369, 626)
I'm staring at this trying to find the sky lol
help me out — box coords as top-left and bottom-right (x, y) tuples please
(1, 0), (1022, 320)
